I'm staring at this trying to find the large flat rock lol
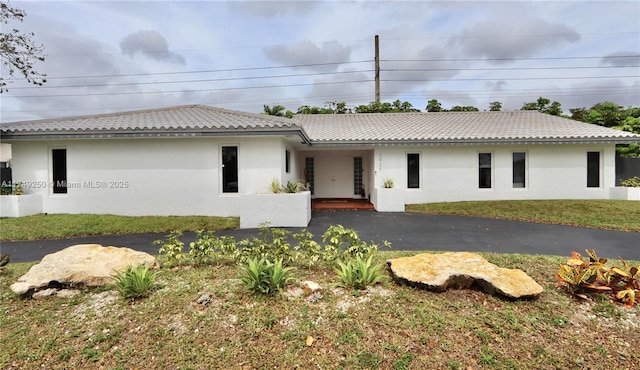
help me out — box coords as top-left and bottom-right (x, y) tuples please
(11, 244), (158, 297)
(387, 252), (544, 299)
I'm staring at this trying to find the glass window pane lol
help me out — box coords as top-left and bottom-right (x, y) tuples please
(52, 149), (67, 194)
(513, 152), (526, 188)
(587, 151), (600, 188)
(222, 146), (238, 193)
(479, 153), (492, 189)
(407, 153), (420, 189)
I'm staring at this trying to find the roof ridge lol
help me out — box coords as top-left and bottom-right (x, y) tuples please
(1, 104), (296, 127)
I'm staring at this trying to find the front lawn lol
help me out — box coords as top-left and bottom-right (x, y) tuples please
(1, 251), (638, 369)
(407, 200), (640, 232)
(0, 214), (239, 241)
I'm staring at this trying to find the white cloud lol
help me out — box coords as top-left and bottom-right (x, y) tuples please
(1, 0), (638, 122)
(263, 40), (352, 71)
(120, 30), (186, 65)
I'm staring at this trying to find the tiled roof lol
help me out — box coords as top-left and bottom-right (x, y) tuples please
(297, 110), (640, 145)
(1, 105), (299, 134)
(2, 106), (638, 145)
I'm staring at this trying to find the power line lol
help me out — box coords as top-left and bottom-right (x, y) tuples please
(382, 75), (639, 82)
(381, 55), (640, 62)
(8, 69), (375, 90)
(5, 79), (374, 99)
(41, 60), (373, 80)
(384, 66), (639, 72)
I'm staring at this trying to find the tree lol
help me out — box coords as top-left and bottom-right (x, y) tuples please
(425, 99), (442, 112)
(569, 107), (589, 121)
(263, 104), (293, 118)
(296, 101), (348, 114)
(489, 101), (502, 111)
(450, 105), (479, 112)
(584, 101), (624, 127)
(614, 116), (640, 157)
(521, 97), (562, 115)
(0, 2), (46, 92)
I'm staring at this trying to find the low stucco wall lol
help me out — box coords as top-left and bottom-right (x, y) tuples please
(372, 188), (405, 212)
(609, 187), (640, 201)
(0, 194), (43, 217)
(240, 191), (311, 229)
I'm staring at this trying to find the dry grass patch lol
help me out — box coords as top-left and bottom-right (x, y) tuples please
(1, 253), (639, 369)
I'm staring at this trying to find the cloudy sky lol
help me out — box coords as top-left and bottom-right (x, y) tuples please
(1, 0), (639, 122)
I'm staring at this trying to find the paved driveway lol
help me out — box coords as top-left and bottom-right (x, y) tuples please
(2, 210), (639, 262)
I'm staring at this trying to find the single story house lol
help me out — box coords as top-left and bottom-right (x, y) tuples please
(1, 105), (639, 227)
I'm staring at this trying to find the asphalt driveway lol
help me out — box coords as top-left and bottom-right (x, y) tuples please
(2, 210), (639, 262)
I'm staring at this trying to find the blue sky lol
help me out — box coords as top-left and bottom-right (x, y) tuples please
(1, 0), (639, 122)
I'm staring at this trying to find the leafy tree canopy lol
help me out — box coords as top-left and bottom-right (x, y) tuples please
(489, 101), (502, 111)
(521, 97), (562, 115)
(263, 104), (294, 118)
(0, 2), (46, 92)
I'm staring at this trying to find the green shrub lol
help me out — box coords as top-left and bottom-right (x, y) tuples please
(153, 231), (186, 267)
(281, 180), (306, 193)
(620, 176), (640, 187)
(237, 225), (295, 264)
(238, 258), (295, 295)
(111, 265), (159, 300)
(322, 224), (390, 261)
(334, 255), (385, 290)
(292, 229), (324, 267)
(269, 178), (281, 193)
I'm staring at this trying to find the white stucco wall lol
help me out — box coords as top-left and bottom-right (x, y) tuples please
(6, 137), (620, 217)
(7, 136), (291, 216)
(373, 144), (617, 204)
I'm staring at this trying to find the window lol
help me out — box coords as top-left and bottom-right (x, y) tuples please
(52, 149), (67, 194)
(285, 150), (291, 173)
(407, 153), (420, 189)
(587, 151), (600, 188)
(222, 146), (238, 193)
(354, 157), (363, 195)
(479, 153), (492, 189)
(305, 157), (314, 195)
(512, 152), (526, 188)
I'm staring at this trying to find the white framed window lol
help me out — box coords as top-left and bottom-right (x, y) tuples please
(407, 153), (420, 189)
(222, 145), (238, 193)
(478, 152), (492, 189)
(587, 151), (601, 188)
(51, 148), (67, 194)
(512, 152), (526, 188)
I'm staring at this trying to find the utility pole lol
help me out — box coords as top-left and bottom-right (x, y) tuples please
(374, 35), (380, 103)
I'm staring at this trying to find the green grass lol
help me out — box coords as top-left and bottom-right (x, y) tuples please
(1, 252), (638, 369)
(407, 200), (640, 232)
(0, 214), (239, 241)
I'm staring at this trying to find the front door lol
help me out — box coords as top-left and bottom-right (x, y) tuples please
(315, 157), (353, 198)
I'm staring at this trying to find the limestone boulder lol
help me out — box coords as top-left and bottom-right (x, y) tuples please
(10, 244), (158, 297)
(387, 252), (544, 299)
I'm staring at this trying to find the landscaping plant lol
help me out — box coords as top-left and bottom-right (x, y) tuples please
(188, 230), (216, 265)
(238, 257), (295, 295)
(281, 180), (306, 193)
(237, 225), (295, 264)
(556, 249), (640, 307)
(153, 231), (186, 267)
(334, 255), (386, 290)
(620, 176), (640, 187)
(111, 264), (159, 300)
(322, 224), (391, 261)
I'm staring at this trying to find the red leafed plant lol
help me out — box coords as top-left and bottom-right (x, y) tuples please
(556, 249), (640, 307)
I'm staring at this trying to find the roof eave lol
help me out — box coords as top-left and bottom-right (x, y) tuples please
(0, 127), (313, 145)
(308, 137), (640, 146)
